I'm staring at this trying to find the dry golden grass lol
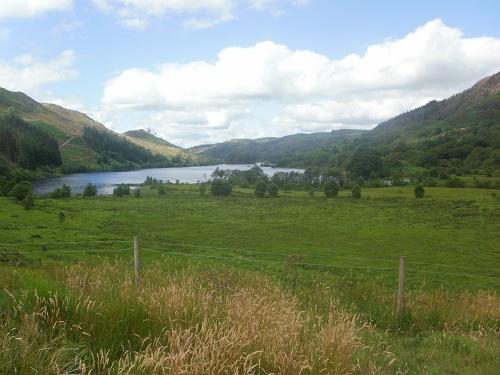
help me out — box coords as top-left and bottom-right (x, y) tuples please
(5, 260), (498, 374)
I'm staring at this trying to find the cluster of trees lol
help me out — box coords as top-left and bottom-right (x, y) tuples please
(82, 126), (190, 169)
(83, 126), (158, 165)
(0, 112), (61, 170)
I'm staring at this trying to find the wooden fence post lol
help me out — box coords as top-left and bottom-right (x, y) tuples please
(397, 256), (406, 321)
(134, 236), (141, 289)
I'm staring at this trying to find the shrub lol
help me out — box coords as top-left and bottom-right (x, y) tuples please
(415, 185), (425, 199)
(211, 179), (232, 196)
(113, 184), (131, 197)
(445, 177), (466, 188)
(323, 180), (339, 197)
(49, 184), (71, 198)
(83, 183), (97, 197)
(8, 181), (32, 201)
(352, 184), (361, 199)
(23, 192), (35, 210)
(254, 181), (267, 198)
(158, 184), (167, 195)
(268, 183), (279, 197)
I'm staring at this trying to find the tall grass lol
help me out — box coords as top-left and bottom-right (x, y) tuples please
(1, 260), (397, 374)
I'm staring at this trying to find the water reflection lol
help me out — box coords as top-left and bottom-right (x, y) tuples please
(33, 165), (303, 195)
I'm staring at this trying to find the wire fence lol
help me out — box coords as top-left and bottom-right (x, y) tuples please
(1, 239), (499, 289)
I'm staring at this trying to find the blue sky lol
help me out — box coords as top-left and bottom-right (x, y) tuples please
(1, 0), (499, 148)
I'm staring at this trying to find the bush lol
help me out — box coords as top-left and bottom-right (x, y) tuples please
(8, 181), (32, 201)
(23, 192), (35, 210)
(211, 179), (232, 196)
(268, 183), (279, 197)
(414, 185), (425, 199)
(158, 184), (167, 195)
(323, 180), (339, 197)
(351, 184), (361, 199)
(83, 183), (97, 197)
(113, 184), (131, 197)
(49, 184), (71, 198)
(254, 181), (267, 198)
(444, 177), (466, 188)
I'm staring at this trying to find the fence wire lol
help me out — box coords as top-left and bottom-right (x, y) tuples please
(1, 240), (499, 282)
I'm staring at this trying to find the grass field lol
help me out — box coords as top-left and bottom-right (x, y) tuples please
(1, 185), (499, 373)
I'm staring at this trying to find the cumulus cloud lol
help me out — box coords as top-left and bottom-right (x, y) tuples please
(0, 50), (78, 93)
(98, 19), (500, 146)
(90, 0), (306, 30)
(0, 0), (72, 19)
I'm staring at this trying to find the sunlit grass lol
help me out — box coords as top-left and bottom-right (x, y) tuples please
(1, 185), (499, 373)
(1, 261), (399, 374)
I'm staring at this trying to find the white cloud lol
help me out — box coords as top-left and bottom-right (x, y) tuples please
(0, 0), (73, 19)
(0, 50), (78, 93)
(90, 0), (306, 29)
(118, 18), (149, 30)
(99, 19), (500, 147)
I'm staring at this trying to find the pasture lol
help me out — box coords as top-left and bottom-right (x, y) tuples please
(1, 185), (499, 373)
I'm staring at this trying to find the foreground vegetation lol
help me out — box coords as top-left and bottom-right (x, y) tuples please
(1, 185), (499, 373)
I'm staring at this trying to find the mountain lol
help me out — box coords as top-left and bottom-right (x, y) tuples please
(0, 88), (199, 173)
(190, 130), (367, 164)
(371, 71), (500, 138)
(124, 129), (193, 159)
(234, 72), (499, 177)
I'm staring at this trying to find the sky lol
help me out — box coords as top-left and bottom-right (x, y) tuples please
(1, 0), (499, 148)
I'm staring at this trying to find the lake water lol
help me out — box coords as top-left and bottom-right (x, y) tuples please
(33, 164), (304, 195)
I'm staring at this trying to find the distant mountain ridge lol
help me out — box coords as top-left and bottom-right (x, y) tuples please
(190, 129), (367, 164)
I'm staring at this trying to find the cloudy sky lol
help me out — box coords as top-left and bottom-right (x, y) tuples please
(1, 0), (499, 148)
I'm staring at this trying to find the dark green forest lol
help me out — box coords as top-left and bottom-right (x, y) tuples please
(82, 126), (166, 166)
(0, 111), (61, 170)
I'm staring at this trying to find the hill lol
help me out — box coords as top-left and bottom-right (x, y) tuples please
(261, 72), (500, 178)
(124, 129), (196, 160)
(190, 130), (367, 164)
(0, 88), (199, 174)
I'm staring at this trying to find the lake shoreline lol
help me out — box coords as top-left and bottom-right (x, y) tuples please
(33, 164), (304, 196)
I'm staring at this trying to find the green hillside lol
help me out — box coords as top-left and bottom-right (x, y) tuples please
(191, 130), (367, 164)
(266, 72), (500, 179)
(124, 129), (198, 160)
(0, 88), (199, 174)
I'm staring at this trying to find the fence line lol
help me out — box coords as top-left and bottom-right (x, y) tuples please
(1, 240), (499, 281)
(144, 240), (401, 263)
(141, 248), (400, 271)
(407, 261), (498, 272)
(0, 240), (130, 246)
(408, 268), (500, 280)
(141, 240), (500, 271)
(0, 248), (133, 254)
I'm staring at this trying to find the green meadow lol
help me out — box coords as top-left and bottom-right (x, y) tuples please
(1, 185), (499, 374)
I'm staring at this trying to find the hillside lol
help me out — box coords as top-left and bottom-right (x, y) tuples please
(124, 129), (196, 159)
(0, 88), (199, 173)
(191, 130), (367, 164)
(266, 72), (500, 177)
